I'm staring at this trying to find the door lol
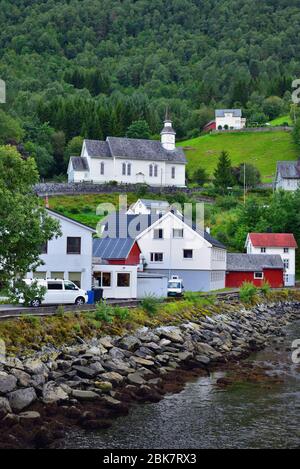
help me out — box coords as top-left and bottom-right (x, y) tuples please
(45, 280), (64, 304)
(63, 280), (80, 304)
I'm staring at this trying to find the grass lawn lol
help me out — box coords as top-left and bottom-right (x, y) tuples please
(181, 130), (298, 183)
(48, 193), (138, 228)
(268, 115), (293, 126)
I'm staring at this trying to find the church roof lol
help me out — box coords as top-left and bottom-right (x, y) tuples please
(70, 157), (89, 171)
(84, 137), (186, 164)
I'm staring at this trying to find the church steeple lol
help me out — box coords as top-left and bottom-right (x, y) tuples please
(161, 108), (176, 151)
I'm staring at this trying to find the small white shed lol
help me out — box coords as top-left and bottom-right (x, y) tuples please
(93, 264), (138, 299)
(137, 273), (168, 299)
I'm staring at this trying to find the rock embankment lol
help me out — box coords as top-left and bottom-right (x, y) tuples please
(0, 300), (299, 448)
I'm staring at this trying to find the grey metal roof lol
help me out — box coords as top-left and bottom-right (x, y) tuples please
(276, 161), (300, 179)
(227, 254), (284, 272)
(93, 237), (135, 260)
(107, 137), (186, 164)
(102, 212), (226, 249)
(70, 157), (89, 171)
(85, 140), (111, 158)
(140, 199), (169, 209)
(215, 109), (242, 118)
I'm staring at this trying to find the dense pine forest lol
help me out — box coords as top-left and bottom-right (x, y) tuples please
(1, 0), (300, 178)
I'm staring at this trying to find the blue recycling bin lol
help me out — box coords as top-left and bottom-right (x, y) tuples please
(87, 290), (95, 305)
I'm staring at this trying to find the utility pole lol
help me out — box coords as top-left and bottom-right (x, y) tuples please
(244, 163), (246, 205)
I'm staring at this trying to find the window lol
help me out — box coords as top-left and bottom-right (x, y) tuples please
(173, 229), (184, 238)
(261, 247), (266, 253)
(283, 259), (289, 269)
(150, 253), (163, 262)
(100, 162), (105, 175)
(64, 281), (78, 291)
(68, 272), (82, 288)
(33, 272), (47, 280)
(254, 272), (264, 279)
(127, 163), (131, 176)
(47, 281), (63, 290)
(284, 248), (289, 253)
(41, 242), (48, 254)
(149, 164), (153, 177)
(67, 237), (81, 254)
(122, 163), (126, 176)
(153, 229), (164, 239)
(51, 272), (64, 280)
(171, 167), (176, 179)
(117, 273), (130, 287)
(96, 272), (112, 288)
(154, 165), (158, 177)
(183, 249), (193, 259)
(284, 274), (289, 284)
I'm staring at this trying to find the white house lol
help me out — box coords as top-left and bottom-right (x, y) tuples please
(67, 118), (186, 187)
(127, 199), (170, 216)
(26, 209), (95, 291)
(215, 109), (246, 130)
(101, 211), (227, 292)
(274, 161), (300, 191)
(245, 233), (298, 287)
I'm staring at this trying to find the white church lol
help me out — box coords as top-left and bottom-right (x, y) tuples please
(67, 118), (187, 187)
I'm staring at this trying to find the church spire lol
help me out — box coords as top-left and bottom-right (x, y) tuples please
(161, 108), (176, 151)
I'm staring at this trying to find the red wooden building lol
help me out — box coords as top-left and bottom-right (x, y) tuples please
(203, 120), (216, 132)
(226, 253), (284, 288)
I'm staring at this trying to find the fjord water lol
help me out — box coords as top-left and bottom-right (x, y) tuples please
(65, 322), (300, 449)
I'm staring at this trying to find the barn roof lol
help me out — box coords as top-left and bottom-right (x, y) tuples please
(248, 233), (298, 248)
(227, 254), (284, 272)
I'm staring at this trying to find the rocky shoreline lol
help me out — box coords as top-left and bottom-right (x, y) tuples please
(0, 299), (299, 449)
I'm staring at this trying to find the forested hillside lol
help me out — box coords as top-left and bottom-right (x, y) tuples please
(1, 0), (300, 178)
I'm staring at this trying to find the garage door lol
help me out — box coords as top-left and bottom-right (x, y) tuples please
(137, 276), (168, 298)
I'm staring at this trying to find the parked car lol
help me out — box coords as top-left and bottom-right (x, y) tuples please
(23, 279), (88, 307)
(167, 276), (185, 297)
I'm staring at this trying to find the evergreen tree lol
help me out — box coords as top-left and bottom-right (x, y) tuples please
(214, 151), (234, 192)
(126, 120), (151, 139)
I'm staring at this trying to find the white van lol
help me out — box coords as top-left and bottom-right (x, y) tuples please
(24, 279), (88, 307)
(167, 276), (185, 297)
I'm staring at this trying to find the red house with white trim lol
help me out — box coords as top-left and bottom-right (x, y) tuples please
(226, 253), (284, 288)
(203, 121), (216, 132)
(245, 233), (297, 287)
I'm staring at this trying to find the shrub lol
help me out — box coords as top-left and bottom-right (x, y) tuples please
(140, 296), (163, 317)
(260, 281), (271, 295)
(113, 306), (130, 321)
(94, 301), (115, 323)
(239, 282), (258, 303)
(55, 305), (65, 317)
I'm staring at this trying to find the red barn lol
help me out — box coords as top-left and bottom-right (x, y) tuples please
(93, 238), (141, 265)
(226, 253), (284, 288)
(203, 120), (216, 132)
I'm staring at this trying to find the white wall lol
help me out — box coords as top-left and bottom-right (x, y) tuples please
(137, 214), (210, 271)
(216, 114), (245, 130)
(27, 213), (94, 291)
(93, 264), (137, 299)
(277, 178), (300, 191)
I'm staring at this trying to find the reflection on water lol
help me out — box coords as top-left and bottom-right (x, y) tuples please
(64, 322), (300, 449)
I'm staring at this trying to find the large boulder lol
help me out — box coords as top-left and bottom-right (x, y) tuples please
(42, 381), (69, 404)
(71, 390), (100, 401)
(8, 387), (37, 412)
(100, 372), (124, 385)
(23, 359), (48, 376)
(0, 397), (12, 415)
(118, 336), (141, 351)
(10, 369), (32, 387)
(127, 372), (146, 386)
(72, 365), (98, 379)
(0, 372), (17, 395)
(156, 326), (184, 344)
(103, 359), (133, 375)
